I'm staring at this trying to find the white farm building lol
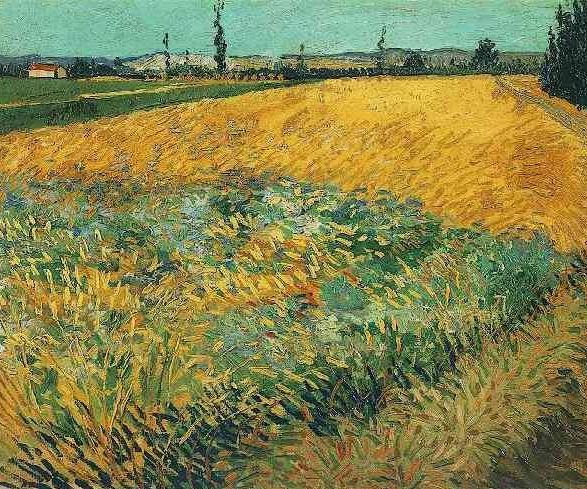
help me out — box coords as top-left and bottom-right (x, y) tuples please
(28, 63), (68, 79)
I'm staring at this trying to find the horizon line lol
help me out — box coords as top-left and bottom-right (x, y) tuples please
(1, 45), (545, 61)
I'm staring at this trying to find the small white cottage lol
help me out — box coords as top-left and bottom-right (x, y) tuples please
(28, 63), (68, 79)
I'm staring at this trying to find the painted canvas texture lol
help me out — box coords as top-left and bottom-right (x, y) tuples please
(1, 1), (587, 488)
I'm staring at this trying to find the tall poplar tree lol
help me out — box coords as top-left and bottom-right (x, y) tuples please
(213, 1), (228, 74)
(162, 32), (171, 72)
(376, 26), (387, 73)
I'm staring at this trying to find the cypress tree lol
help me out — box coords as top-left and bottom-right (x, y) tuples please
(542, 2), (587, 106)
(213, 1), (228, 74)
(542, 27), (560, 95)
(376, 26), (387, 73)
(162, 33), (171, 72)
(297, 43), (306, 76)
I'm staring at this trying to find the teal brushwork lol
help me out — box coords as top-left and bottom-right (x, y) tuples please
(0, 0), (560, 57)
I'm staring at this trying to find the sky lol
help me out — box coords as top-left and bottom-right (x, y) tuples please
(0, 0), (563, 58)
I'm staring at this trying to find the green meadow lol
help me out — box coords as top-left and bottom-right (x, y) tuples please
(0, 171), (580, 488)
(0, 79), (288, 134)
(0, 77), (180, 105)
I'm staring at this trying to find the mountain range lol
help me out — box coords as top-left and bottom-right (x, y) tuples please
(0, 47), (544, 72)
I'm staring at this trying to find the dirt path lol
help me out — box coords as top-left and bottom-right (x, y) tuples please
(0, 82), (201, 109)
(496, 76), (587, 142)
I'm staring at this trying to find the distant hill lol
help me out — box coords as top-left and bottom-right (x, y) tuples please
(125, 48), (543, 73)
(281, 48), (543, 68)
(123, 52), (276, 72)
(0, 47), (544, 74)
(0, 54), (118, 67)
(124, 52), (215, 72)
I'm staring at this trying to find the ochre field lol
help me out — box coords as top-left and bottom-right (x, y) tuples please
(2, 75), (587, 488)
(1, 75), (586, 251)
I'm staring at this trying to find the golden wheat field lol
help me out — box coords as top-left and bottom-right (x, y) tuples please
(1, 75), (586, 251)
(2, 74), (587, 488)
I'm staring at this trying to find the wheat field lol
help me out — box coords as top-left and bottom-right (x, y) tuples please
(1, 75), (585, 250)
(1, 75), (586, 487)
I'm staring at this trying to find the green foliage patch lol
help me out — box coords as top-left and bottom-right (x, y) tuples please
(0, 172), (568, 487)
(0, 80), (288, 134)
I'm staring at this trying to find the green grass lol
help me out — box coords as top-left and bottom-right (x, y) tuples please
(0, 81), (290, 134)
(0, 76), (180, 105)
(0, 171), (570, 488)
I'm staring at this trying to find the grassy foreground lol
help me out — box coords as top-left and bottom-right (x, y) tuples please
(0, 170), (572, 488)
(0, 80), (288, 134)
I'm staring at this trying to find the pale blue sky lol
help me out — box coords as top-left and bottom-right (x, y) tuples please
(0, 0), (562, 57)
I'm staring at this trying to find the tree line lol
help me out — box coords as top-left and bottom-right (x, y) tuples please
(0, 1), (569, 83)
(156, 10), (539, 80)
(542, 1), (587, 107)
(159, 31), (539, 81)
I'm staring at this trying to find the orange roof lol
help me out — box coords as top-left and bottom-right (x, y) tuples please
(29, 63), (60, 71)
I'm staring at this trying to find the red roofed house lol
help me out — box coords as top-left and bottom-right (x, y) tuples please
(28, 63), (68, 79)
